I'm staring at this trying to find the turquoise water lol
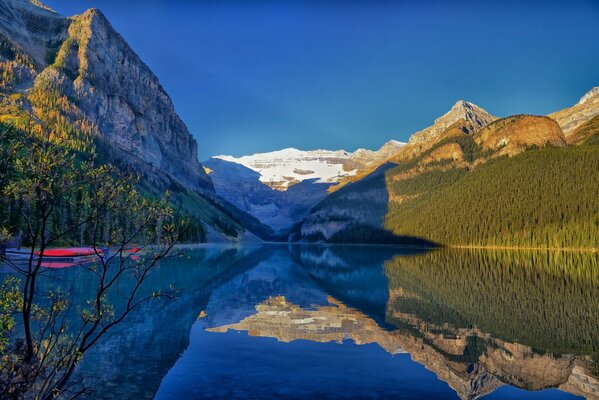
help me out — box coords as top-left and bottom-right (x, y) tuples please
(13, 244), (598, 399)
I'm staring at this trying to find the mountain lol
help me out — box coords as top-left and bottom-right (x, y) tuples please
(288, 163), (399, 242)
(0, 0), (270, 241)
(384, 143), (598, 249)
(549, 86), (599, 137)
(214, 141), (407, 191)
(292, 96), (599, 249)
(329, 102), (495, 192)
(408, 100), (497, 145)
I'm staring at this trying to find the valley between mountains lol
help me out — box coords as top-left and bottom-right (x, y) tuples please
(2, 0), (599, 250)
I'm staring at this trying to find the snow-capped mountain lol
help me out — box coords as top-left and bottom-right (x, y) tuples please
(214, 148), (355, 190)
(213, 142), (406, 191)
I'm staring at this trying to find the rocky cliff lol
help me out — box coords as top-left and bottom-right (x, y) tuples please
(567, 114), (599, 145)
(0, 0), (211, 193)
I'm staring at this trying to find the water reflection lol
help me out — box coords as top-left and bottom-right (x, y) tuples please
(155, 245), (598, 400)
(8, 244), (597, 399)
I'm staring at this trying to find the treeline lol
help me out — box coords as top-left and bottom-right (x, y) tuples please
(385, 144), (599, 249)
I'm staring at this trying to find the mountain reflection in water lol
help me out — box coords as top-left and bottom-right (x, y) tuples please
(21, 244), (597, 399)
(155, 245), (598, 400)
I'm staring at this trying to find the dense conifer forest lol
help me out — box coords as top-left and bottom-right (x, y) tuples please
(385, 143), (599, 249)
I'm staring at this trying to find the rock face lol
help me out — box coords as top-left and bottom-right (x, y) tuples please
(0, 0), (212, 194)
(408, 100), (496, 144)
(39, 8), (212, 192)
(550, 86), (599, 136)
(0, 0), (67, 68)
(475, 115), (566, 156)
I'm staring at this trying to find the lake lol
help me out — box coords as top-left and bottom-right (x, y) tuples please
(16, 244), (599, 399)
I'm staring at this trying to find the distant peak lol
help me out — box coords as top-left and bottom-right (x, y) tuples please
(444, 100), (491, 121)
(408, 99), (495, 145)
(578, 86), (599, 105)
(79, 7), (108, 21)
(450, 99), (484, 112)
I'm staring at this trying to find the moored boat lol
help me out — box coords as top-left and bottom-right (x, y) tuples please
(4, 247), (107, 265)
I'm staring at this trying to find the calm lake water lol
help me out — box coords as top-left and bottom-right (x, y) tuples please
(13, 244), (599, 399)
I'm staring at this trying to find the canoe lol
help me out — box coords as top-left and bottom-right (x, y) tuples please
(34, 247), (101, 257)
(4, 248), (106, 265)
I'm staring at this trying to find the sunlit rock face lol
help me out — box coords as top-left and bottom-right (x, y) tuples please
(560, 365), (599, 400)
(475, 115), (566, 157)
(550, 86), (599, 136)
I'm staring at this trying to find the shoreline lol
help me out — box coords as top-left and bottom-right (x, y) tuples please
(447, 244), (599, 253)
(175, 242), (599, 253)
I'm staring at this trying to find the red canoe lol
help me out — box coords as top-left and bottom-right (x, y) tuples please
(35, 247), (102, 257)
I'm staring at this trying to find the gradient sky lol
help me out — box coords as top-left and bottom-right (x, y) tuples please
(43, 0), (599, 160)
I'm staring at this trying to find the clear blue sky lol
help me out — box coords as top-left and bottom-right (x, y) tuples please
(43, 0), (599, 160)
